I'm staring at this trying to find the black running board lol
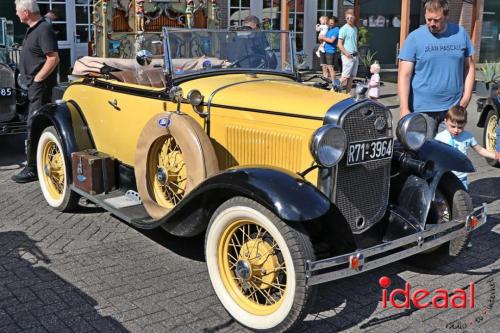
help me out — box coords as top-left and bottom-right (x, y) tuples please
(70, 185), (163, 229)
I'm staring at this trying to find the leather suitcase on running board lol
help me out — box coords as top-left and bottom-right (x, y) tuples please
(71, 149), (116, 195)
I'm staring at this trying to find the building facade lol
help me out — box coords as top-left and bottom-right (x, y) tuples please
(0, 0), (497, 77)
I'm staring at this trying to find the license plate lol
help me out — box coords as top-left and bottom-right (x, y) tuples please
(347, 137), (393, 165)
(0, 87), (13, 97)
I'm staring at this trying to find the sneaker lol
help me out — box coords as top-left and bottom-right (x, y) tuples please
(315, 50), (321, 58)
(11, 166), (37, 183)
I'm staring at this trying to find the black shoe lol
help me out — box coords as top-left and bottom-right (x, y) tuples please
(11, 166), (37, 183)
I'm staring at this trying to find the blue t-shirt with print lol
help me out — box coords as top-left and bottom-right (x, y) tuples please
(338, 24), (357, 54)
(399, 23), (475, 113)
(324, 27), (339, 54)
(435, 129), (477, 187)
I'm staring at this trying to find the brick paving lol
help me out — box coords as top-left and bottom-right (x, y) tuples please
(0, 82), (498, 332)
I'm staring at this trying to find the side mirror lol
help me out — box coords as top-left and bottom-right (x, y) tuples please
(136, 49), (153, 66)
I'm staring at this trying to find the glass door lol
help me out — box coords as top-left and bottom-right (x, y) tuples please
(73, 0), (92, 62)
(37, 0), (72, 81)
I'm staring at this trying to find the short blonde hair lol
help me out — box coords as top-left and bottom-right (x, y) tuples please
(319, 16), (329, 24)
(370, 63), (380, 73)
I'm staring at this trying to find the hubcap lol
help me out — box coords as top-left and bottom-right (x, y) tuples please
(156, 167), (168, 185)
(218, 220), (287, 315)
(235, 260), (252, 280)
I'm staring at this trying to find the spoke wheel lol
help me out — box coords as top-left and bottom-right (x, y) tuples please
(483, 110), (499, 167)
(36, 126), (79, 211)
(135, 113), (219, 222)
(219, 219), (287, 316)
(148, 136), (187, 208)
(42, 141), (65, 200)
(206, 197), (316, 332)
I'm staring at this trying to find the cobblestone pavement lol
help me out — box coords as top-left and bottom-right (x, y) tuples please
(0, 82), (498, 333)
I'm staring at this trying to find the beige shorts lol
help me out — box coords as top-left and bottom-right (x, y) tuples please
(341, 54), (359, 78)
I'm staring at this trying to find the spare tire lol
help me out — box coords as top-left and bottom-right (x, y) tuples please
(135, 113), (219, 219)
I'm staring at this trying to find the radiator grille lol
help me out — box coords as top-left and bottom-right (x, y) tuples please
(0, 64), (14, 87)
(222, 126), (303, 170)
(0, 64), (16, 122)
(334, 103), (392, 233)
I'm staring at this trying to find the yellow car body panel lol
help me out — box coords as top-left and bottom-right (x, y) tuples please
(63, 74), (348, 185)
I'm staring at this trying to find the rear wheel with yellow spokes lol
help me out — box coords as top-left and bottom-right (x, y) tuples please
(36, 126), (80, 211)
(205, 197), (316, 332)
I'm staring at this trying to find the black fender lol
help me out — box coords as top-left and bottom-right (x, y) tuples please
(476, 97), (499, 128)
(416, 139), (474, 174)
(153, 166), (353, 242)
(386, 140), (472, 238)
(29, 100), (94, 180)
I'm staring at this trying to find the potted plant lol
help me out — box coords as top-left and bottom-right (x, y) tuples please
(476, 61), (499, 97)
(359, 49), (378, 79)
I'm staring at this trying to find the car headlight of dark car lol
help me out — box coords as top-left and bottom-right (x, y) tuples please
(310, 125), (347, 167)
(396, 113), (429, 151)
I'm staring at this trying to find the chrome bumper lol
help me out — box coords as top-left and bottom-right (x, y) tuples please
(305, 204), (487, 286)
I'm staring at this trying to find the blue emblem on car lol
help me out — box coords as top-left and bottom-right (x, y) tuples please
(158, 117), (171, 128)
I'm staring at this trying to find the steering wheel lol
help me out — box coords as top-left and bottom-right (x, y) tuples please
(228, 54), (269, 69)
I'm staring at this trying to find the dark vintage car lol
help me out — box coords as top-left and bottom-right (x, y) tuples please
(0, 17), (28, 136)
(476, 81), (500, 167)
(28, 27), (487, 332)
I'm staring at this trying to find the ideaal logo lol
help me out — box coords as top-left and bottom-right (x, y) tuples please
(379, 276), (475, 309)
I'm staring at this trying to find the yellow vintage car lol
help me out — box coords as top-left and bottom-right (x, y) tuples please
(30, 28), (486, 332)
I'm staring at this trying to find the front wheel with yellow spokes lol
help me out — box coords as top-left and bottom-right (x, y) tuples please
(205, 197), (316, 332)
(36, 126), (80, 211)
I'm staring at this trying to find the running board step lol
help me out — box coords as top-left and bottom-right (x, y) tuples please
(70, 185), (155, 225)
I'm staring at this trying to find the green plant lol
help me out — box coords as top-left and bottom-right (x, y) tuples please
(358, 26), (369, 48)
(360, 49), (378, 69)
(479, 61), (500, 83)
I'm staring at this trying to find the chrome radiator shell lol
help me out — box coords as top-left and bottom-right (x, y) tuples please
(320, 99), (393, 234)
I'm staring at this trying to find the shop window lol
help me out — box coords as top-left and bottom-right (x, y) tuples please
(262, 1), (303, 51)
(229, 0), (251, 27)
(316, 1), (335, 26)
(38, 0), (67, 41)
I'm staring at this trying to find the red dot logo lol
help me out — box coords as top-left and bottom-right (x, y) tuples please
(379, 276), (391, 288)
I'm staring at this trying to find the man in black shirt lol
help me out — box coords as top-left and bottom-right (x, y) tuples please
(12, 0), (59, 183)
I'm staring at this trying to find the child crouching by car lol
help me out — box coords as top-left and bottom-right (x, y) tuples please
(435, 105), (500, 189)
(435, 105), (500, 248)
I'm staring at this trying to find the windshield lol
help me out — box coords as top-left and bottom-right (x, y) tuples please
(163, 28), (295, 79)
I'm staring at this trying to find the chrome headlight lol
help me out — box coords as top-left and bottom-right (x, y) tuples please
(396, 113), (429, 151)
(310, 125), (347, 167)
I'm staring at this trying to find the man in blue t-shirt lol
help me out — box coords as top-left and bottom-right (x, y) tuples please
(319, 17), (340, 87)
(398, 0), (475, 136)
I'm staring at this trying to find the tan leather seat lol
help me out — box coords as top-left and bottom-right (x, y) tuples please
(110, 68), (165, 88)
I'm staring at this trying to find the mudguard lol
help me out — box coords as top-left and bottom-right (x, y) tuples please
(385, 140), (473, 240)
(416, 139), (474, 174)
(477, 97), (499, 128)
(156, 166), (348, 237)
(29, 101), (94, 180)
